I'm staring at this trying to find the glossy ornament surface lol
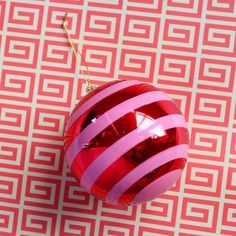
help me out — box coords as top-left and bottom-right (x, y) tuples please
(64, 80), (189, 205)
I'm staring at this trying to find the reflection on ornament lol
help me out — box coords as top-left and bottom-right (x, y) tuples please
(64, 80), (189, 205)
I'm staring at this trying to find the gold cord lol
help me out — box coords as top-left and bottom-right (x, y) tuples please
(62, 12), (94, 91)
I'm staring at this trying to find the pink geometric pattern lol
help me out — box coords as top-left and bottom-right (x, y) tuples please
(0, 0), (235, 235)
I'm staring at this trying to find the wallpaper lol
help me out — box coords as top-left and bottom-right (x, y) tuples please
(0, 0), (236, 235)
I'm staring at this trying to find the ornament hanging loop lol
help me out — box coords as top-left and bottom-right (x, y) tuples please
(62, 12), (94, 92)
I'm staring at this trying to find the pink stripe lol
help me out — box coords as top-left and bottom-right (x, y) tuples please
(64, 80), (143, 134)
(79, 114), (187, 193)
(105, 144), (188, 204)
(66, 90), (172, 167)
(131, 169), (182, 205)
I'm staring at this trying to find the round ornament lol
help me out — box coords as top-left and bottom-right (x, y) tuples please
(64, 80), (189, 205)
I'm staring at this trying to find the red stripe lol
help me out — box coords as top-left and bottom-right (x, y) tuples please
(70, 82), (159, 133)
(118, 158), (186, 205)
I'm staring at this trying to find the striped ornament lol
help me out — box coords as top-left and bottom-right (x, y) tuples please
(64, 80), (189, 205)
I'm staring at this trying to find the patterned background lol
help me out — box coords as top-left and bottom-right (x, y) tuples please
(0, 0), (236, 235)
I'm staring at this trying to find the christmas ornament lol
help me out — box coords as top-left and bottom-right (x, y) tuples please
(63, 14), (189, 205)
(64, 80), (189, 205)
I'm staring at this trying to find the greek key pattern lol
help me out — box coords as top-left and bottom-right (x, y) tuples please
(0, 0), (235, 235)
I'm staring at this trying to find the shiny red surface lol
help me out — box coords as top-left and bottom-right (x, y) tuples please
(65, 81), (189, 205)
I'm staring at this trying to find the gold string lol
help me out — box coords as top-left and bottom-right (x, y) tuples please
(62, 12), (94, 91)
